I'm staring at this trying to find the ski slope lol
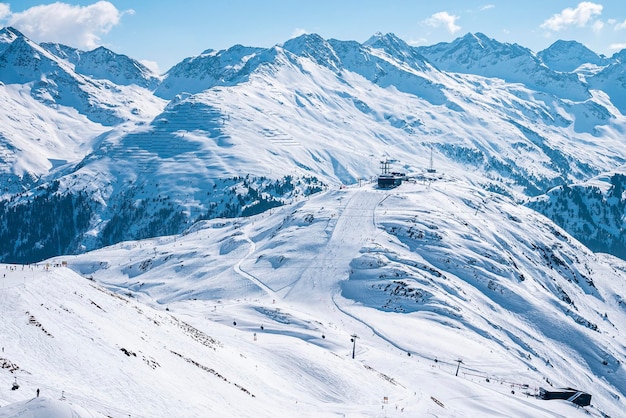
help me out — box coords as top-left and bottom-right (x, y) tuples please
(1, 181), (625, 417)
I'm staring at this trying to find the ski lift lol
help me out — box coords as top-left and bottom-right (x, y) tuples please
(11, 377), (19, 390)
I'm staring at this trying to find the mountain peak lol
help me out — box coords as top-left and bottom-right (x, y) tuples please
(363, 31), (432, 71)
(0, 26), (26, 55)
(282, 32), (330, 55)
(0, 26), (25, 42)
(90, 45), (115, 56)
(155, 43), (266, 98)
(538, 39), (609, 72)
(448, 32), (495, 50)
(364, 32), (403, 46)
(0, 34), (65, 81)
(364, 32), (411, 53)
(281, 33), (341, 70)
(418, 31), (530, 69)
(285, 32), (325, 43)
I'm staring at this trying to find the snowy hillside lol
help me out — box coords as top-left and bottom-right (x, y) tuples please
(588, 50), (626, 115)
(528, 170), (626, 259)
(0, 29), (625, 417)
(1, 28), (626, 263)
(1, 181), (625, 417)
(0, 27), (166, 199)
(0, 27), (163, 126)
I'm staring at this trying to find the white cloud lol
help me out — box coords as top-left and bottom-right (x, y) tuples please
(540, 2), (603, 31)
(481, 5), (495, 11)
(7, 1), (131, 49)
(407, 37), (429, 47)
(592, 20), (604, 32)
(609, 42), (626, 51)
(140, 59), (160, 75)
(425, 11), (461, 34)
(615, 19), (626, 30)
(290, 28), (309, 39)
(0, 3), (10, 20)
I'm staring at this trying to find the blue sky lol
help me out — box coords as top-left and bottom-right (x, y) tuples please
(1, 1), (626, 74)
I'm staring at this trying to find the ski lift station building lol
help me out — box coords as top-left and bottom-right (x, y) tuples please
(377, 159), (405, 188)
(377, 173), (404, 188)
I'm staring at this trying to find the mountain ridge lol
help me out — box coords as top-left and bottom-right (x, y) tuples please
(0, 27), (625, 265)
(40, 42), (160, 89)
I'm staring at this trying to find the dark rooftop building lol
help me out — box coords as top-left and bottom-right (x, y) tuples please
(377, 159), (405, 189)
(539, 387), (591, 407)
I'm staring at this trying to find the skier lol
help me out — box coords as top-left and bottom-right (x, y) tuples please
(37, 388), (40, 397)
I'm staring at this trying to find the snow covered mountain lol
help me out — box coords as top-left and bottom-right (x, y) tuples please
(0, 27), (163, 126)
(537, 39), (611, 74)
(416, 32), (591, 101)
(1, 28), (625, 264)
(1, 27), (626, 417)
(1, 181), (626, 417)
(40, 42), (160, 89)
(0, 27), (165, 198)
(528, 170), (626, 260)
(587, 49), (626, 115)
(154, 44), (266, 99)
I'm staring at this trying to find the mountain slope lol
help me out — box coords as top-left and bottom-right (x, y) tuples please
(1, 29), (626, 265)
(1, 180), (620, 416)
(2, 25), (626, 418)
(0, 26), (165, 201)
(0, 82), (109, 196)
(528, 169), (626, 259)
(0, 27), (162, 126)
(588, 50), (626, 115)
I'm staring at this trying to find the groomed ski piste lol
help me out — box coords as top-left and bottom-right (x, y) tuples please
(1, 179), (625, 417)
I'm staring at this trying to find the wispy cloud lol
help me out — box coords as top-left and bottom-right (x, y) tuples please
(290, 28), (309, 39)
(0, 3), (10, 20)
(592, 20), (604, 33)
(615, 19), (626, 30)
(540, 2), (603, 32)
(424, 11), (461, 34)
(139, 60), (160, 74)
(609, 43), (626, 51)
(5, 1), (132, 49)
(481, 5), (495, 11)
(407, 37), (429, 47)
